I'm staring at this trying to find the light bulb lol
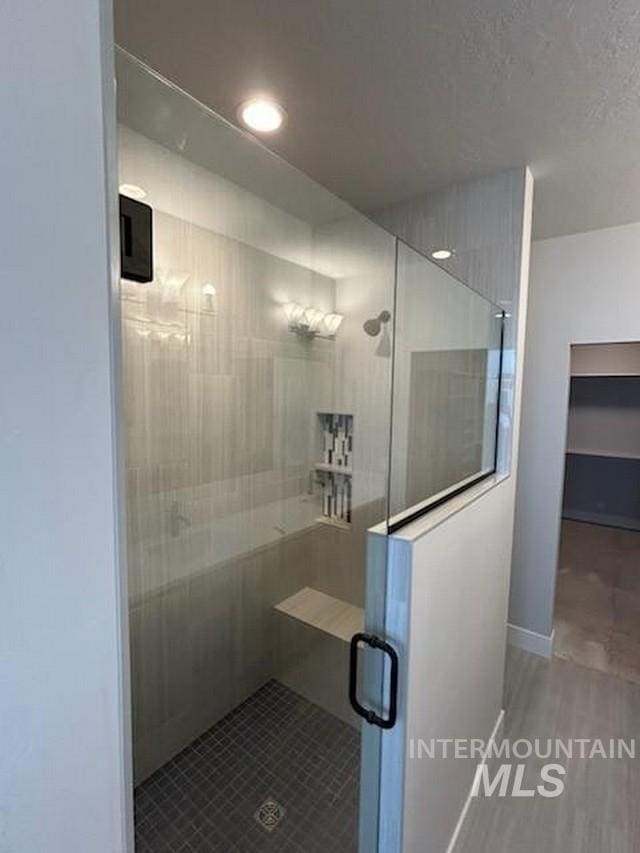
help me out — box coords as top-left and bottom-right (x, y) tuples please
(283, 302), (304, 324)
(322, 313), (344, 335)
(303, 307), (325, 332)
(238, 98), (286, 133)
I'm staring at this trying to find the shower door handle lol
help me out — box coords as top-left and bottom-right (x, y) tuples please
(349, 632), (398, 730)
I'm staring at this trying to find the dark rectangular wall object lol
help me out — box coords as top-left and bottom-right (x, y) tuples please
(119, 194), (153, 282)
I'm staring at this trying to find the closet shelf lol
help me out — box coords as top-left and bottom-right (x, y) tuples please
(571, 372), (640, 378)
(566, 448), (640, 461)
(274, 586), (363, 642)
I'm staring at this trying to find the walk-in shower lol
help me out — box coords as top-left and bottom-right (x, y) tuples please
(116, 49), (505, 853)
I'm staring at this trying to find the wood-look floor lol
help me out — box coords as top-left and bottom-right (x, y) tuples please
(456, 646), (640, 852)
(554, 520), (640, 684)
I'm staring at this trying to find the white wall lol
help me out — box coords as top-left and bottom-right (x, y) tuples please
(0, 2), (132, 851)
(511, 222), (640, 639)
(377, 169), (533, 853)
(384, 479), (517, 853)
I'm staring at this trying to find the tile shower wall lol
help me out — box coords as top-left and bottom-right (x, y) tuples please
(405, 349), (489, 507)
(123, 205), (336, 779)
(123, 207), (335, 589)
(373, 170), (528, 477)
(119, 126), (395, 780)
(386, 244), (501, 517)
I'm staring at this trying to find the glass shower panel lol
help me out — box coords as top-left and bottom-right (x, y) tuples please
(117, 50), (395, 852)
(389, 240), (504, 526)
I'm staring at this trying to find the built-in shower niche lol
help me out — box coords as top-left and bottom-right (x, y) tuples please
(314, 412), (353, 528)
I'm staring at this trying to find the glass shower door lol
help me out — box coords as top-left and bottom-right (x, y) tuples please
(388, 240), (505, 528)
(117, 49), (397, 853)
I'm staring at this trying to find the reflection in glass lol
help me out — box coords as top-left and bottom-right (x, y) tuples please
(117, 47), (506, 853)
(389, 241), (504, 525)
(117, 48), (395, 851)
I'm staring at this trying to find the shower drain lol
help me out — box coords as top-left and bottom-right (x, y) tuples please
(254, 797), (286, 832)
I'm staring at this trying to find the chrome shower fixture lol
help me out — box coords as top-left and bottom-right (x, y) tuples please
(363, 310), (391, 337)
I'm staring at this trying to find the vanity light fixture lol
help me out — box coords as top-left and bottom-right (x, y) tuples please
(431, 248), (452, 260)
(283, 302), (344, 339)
(238, 97), (286, 133)
(119, 183), (147, 200)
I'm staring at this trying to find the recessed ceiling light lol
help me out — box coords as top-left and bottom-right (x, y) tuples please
(431, 249), (452, 260)
(119, 183), (147, 200)
(238, 97), (286, 133)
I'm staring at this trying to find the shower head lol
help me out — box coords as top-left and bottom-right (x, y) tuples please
(363, 318), (379, 336)
(363, 310), (391, 337)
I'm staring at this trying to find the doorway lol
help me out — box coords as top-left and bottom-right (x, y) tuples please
(554, 342), (640, 682)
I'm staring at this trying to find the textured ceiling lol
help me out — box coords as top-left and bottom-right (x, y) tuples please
(115, 0), (640, 239)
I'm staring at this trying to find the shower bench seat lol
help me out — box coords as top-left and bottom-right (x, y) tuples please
(275, 586), (363, 643)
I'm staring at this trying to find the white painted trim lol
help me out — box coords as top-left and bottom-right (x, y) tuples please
(98, 3), (135, 849)
(507, 623), (555, 658)
(445, 709), (505, 853)
(390, 474), (507, 543)
(102, 4), (135, 847)
(377, 535), (413, 853)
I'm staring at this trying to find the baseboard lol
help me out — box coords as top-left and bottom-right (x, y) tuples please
(507, 622), (555, 658)
(445, 709), (505, 853)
